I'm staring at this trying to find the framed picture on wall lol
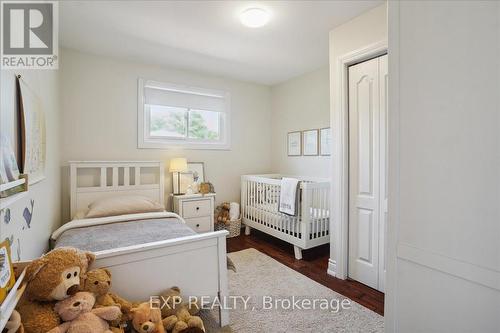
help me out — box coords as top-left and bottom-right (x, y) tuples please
(320, 127), (332, 156)
(18, 77), (46, 185)
(287, 131), (302, 156)
(303, 129), (319, 156)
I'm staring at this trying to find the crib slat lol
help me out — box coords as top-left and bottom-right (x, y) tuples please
(135, 167), (141, 185)
(112, 167), (118, 187)
(321, 187), (325, 236)
(252, 181), (256, 221)
(100, 167), (106, 187)
(323, 187), (327, 236)
(317, 188), (322, 237)
(313, 189), (317, 239)
(322, 188), (326, 236)
(124, 167), (130, 186)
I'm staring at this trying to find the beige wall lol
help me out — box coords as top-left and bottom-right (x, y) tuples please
(0, 69), (61, 260)
(270, 67), (330, 178)
(59, 49), (272, 221)
(329, 4), (387, 63)
(328, 3), (388, 272)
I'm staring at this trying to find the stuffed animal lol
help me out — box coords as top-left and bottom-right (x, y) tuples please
(215, 202), (231, 225)
(15, 247), (95, 333)
(5, 310), (24, 333)
(130, 302), (165, 333)
(83, 268), (133, 326)
(47, 291), (121, 333)
(159, 287), (205, 333)
(199, 182), (214, 195)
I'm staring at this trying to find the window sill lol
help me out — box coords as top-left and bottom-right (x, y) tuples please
(138, 140), (231, 151)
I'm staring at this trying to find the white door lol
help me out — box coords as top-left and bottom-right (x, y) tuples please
(348, 55), (387, 291)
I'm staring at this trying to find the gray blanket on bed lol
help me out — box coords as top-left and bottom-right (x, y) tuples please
(54, 218), (196, 252)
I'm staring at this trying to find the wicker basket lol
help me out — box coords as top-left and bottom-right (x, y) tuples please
(214, 218), (241, 238)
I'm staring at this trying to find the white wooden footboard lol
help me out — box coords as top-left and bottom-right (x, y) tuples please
(93, 230), (229, 327)
(241, 174), (330, 258)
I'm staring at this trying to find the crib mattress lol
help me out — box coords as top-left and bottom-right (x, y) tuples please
(254, 203), (330, 219)
(54, 217), (196, 252)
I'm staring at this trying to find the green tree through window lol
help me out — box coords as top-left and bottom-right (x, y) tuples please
(149, 105), (219, 140)
(189, 111), (219, 140)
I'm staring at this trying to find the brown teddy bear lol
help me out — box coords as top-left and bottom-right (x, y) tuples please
(83, 268), (133, 327)
(159, 287), (205, 333)
(215, 202), (231, 225)
(47, 291), (121, 333)
(130, 302), (165, 333)
(16, 247), (95, 333)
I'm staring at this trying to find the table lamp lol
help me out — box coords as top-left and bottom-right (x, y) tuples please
(169, 157), (188, 195)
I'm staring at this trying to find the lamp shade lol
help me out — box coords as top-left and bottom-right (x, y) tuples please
(169, 158), (188, 173)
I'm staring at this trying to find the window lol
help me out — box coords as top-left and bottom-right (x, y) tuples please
(138, 79), (230, 149)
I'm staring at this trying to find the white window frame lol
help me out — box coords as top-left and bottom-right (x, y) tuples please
(138, 78), (231, 150)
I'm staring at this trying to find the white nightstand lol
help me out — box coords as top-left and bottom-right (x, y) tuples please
(172, 193), (216, 233)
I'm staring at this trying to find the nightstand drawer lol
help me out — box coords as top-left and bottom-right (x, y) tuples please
(182, 199), (211, 218)
(185, 216), (211, 233)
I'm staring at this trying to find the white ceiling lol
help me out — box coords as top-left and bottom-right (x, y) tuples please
(60, 1), (382, 85)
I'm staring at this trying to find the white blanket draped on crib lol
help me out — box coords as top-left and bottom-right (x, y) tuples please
(278, 177), (300, 216)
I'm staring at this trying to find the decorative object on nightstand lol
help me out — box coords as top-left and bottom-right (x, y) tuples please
(172, 193), (216, 233)
(214, 202), (241, 238)
(185, 162), (205, 194)
(199, 182), (215, 194)
(170, 158), (188, 195)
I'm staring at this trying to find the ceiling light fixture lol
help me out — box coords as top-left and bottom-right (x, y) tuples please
(240, 7), (271, 28)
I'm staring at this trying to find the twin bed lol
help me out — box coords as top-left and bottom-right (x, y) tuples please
(50, 161), (229, 327)
(43, 162), (330, 330)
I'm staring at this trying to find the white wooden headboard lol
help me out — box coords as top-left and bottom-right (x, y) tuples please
(69, 161), (165, 218)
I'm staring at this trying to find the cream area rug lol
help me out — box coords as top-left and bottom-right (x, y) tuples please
(201, 248), (383, 333)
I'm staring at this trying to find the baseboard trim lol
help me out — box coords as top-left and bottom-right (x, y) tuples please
(327, 258), (337, 277)
(397, 243), (500, 291)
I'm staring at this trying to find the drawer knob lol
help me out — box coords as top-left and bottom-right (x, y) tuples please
(196, 224), (200, 227)
(196, 207), (200, 210)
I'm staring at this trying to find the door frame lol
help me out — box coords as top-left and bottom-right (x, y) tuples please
(329, 40), (387, 280)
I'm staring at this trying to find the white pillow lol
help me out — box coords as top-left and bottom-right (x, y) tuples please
(85, 195), (165, 218)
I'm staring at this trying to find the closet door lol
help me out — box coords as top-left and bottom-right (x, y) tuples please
(378, 54), (388, 292)
(348, 57), (381, 290)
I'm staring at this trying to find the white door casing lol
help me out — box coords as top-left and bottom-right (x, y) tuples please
(348, 55), (387, 291)
(378, 54), (388, 292)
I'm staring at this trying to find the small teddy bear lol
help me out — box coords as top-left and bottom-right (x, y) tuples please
(215, 202), (231, 225)
(159, 287), (205, 333)
(83, 268), (133, 327)
(130, 302), (165, 333)
(47, 291), (121, 333)
(5, 310), (24, 333)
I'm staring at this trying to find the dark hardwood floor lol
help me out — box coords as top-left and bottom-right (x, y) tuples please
(226, 229), (384, 316)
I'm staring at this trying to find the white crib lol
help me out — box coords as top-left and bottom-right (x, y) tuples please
(241, 174), (330, 259)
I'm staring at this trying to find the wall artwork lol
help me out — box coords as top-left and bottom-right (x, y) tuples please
(0, 204), (27, 262)
(287, 131), (302, 156)
(2, 208), (11, 225)
(23, 199), (35, 229)
(320, 127), (332, 156)
(302, 129), (319, 156)
(175, 162), (206, 194)
(19, 78), (46, 185)
(187, 162), (205, 183)
(0, 135), (20, 184)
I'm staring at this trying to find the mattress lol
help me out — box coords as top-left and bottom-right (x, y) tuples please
(253, 203), (330, 219)
(54, 215), (195, 252)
